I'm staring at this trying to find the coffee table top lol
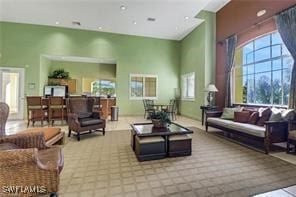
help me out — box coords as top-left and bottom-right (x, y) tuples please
(131, 122), (193, 137)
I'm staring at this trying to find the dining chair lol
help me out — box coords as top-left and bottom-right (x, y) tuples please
(26, 96), (48, 127)
(48, 96), (65, 126)
(166, 99), (177, 121)
(143, 99), (155, 119)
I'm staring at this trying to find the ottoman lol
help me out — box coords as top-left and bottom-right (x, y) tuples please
(168, 134), (192, 157)
(20, 127), (65, 146)
(135, 136), (166, 161)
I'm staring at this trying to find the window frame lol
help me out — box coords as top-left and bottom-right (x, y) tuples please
(232, 31), (292, 106)
(129, 74), (158, 100)
(181, 72), (195, 101)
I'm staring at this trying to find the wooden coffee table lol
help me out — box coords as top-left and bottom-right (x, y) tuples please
(130, 122), (193, 160)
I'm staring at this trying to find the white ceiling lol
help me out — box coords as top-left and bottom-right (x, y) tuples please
(0, 0), (230, 41)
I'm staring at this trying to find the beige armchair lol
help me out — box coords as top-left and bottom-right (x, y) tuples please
(0, 102), (9, 136)
(0, 132), (63, 196)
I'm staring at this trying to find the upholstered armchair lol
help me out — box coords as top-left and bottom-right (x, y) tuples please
(0, 102), (9, 136)
(0, 132), (63, 196)
(67, 98), (106, 141)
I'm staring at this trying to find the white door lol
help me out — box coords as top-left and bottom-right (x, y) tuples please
(0, 67), (25, 120)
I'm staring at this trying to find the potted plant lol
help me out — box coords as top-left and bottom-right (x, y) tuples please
(150, 111), (171, 128)
(48, 69), (69, 79)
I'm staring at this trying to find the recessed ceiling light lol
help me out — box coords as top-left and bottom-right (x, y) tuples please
(72, 21), (81, 26)
(133, 21), (137, 25)
(98, 26), (102, 30)
(120, 5), (126, 10)
(184, 16), (189, 20)
(147, 17), (156, 22)
(55, 21), (59, 25)
(257, 9), (266, 17)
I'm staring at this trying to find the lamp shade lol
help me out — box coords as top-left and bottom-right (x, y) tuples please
(205, 84), (218, 92)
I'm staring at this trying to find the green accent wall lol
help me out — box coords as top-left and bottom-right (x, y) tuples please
(179, 11), (216, 120)
(0, 22), (3, 65)
(0, 22), (180, 115)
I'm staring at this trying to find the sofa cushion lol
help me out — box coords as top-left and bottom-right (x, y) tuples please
(257, 108), (272, 126)
(248, 112), (259, 125)
(234, 111), (250, 123)
(269, 107), (283, 122)
(20, 127), (61, 141)
(221, 107), (242, 120)
(207, 118), (265, 137)
(282, 109), (295, 121)
(79, 118), (104, 127)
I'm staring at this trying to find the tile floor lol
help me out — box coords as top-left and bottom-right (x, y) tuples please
(5, 115), (296, 196)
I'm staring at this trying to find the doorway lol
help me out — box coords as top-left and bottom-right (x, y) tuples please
(0, 67), (25, 120)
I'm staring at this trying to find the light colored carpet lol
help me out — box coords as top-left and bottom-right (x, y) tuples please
(59, 128), (296, 197)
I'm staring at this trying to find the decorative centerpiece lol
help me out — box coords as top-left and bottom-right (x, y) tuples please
(150, 111), (171, 128)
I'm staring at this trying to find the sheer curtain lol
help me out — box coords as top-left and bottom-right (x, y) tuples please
(275, 6), (296, 108)
(224, 35), (237, 107)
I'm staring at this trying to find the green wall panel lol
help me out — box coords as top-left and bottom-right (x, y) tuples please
(179, 11), (216, 120)
(0, 22), (180, 115)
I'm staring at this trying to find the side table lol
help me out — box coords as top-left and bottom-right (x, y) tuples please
(200, 105), (218, 126)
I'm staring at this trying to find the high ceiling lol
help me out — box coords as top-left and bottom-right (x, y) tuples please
(0, 0), (230, 40)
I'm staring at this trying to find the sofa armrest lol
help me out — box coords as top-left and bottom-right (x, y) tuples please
(0, 132), (48, 149)
(264, 121), (289, 127)
(264, 121), (289, 141)
(206, 111), (223, 119)
(67, 113), (80, 127)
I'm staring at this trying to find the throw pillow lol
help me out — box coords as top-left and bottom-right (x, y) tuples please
(257, 108), (272, 126)
(221, 107), (242, 120)
(269, 107), (283, 122)
(282, 109), (296, 121)
(234, 111), (250, 123)
(248, 112), (259, 125)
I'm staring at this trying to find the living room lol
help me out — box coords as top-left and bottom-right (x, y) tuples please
(1, 0), (296, 196)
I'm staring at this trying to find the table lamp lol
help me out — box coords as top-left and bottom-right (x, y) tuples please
(205, 84), (218, 106)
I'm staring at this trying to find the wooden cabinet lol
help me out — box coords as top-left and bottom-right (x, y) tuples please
(100, 98), (116, 119)
(48, 78), (77, 93)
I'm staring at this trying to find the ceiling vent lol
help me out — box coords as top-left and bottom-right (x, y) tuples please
(72, 21), (81, 26)
(147, 17), (156, 22)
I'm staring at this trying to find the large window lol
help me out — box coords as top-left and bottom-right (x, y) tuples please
(91, 80), (116, 96)
(130, 74), (157, 99)
(233, 32), (293, 106)
(182, 72), (195, 100)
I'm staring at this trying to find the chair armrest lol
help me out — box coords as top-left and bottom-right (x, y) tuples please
(0, 132), (48, 149)
(0, 148), (37, 168)
(67, 113), (81, 131)
(206, 111), (223, 118)
(67, 113), (80, 126)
